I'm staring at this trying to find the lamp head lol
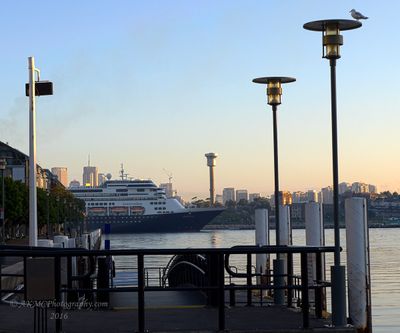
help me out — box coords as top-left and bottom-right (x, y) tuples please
(252, 77), (296, 106)
(303, 19), (362, 60)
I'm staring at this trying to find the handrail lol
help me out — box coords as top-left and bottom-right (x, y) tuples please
(0, 245), (336, 257)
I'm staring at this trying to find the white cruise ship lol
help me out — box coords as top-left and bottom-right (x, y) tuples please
(70, 176), (223, 233)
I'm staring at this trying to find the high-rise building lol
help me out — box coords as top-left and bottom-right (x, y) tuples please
(292, 191), (303, 203)
(339, 182), (350, 194)
(215, 194), (223, 205)
(51, 167), (68, 187)
(249, 193), (261, 202)
(306, 190), (318, 203)
(222, 188), (235, 204)
(236, 189), (248, 202)
(321, 186), (333, 204)
(160, 183), (174, 198)
(369, 184), (377, 194)
(83, 166), (98, 187)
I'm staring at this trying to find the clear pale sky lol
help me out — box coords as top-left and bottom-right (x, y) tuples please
(0, 1), (399, 200)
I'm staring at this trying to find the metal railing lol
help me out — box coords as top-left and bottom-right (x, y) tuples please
(0, 245), (334, 332)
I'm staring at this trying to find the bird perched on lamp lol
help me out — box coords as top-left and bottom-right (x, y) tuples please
(350, 9), (368, 20)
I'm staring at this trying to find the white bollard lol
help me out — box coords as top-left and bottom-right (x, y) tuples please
(54, 235), (69, 249)
(345, 198), (371, 332)
(305, 202), (325, 303)
(278, 205), (291, 280)
(255, 209), (269, 279)
(37, 239), (54, 247)
(279, 205), (291, 246)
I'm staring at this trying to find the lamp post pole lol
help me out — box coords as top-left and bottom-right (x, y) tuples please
(303, 19), (362, 326)
(272, 105), (280, 248)
(253, 76), (295, 305)
(28, 57), (38, 246)
(26, 56), (53, 246)
(0, 159), (6, 244)
(330, 58), (340, 267)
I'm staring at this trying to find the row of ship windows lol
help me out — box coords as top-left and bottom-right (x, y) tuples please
(150, 202), (166, 205)
(154, 207), (166, 210)
(88, 202), (116, 206)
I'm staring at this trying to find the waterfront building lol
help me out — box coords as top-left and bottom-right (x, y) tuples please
(222, 187), (235, 204)
(83, 166), (98, 187)
(248, 193), (260, 202)
(271, 191), (292, 207)
(292, 191), (303, 203)
(0, 141), (62, 190)
(369, 184), (378, 194)
(215, 194), (223, 205)
(236, 189), (248, 202)
(321, 186), (333, 204)
(51, 167), (68, 187)
(306, 190), (318, 203)
(69, 180), (80, 188)
(339, 182), (350, 194)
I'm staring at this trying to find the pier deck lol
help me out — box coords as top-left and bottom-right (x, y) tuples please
(0, 303), (356, 333)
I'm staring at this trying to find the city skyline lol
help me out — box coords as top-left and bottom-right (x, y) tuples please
(0, 2), (399, 199)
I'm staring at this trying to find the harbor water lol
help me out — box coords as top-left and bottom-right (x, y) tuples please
(107, 228), (400, 333)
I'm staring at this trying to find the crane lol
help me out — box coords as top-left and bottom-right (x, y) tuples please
(163, 168), (173, 184)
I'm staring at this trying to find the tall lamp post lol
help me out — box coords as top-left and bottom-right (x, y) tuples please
(303, 19), (362, 326)
(0, 158), (6, 244)
(25, 56), (53, 246)
(252, 76), (295, 304)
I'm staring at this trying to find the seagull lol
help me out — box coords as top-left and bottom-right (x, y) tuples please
(350, 9), (368, 20)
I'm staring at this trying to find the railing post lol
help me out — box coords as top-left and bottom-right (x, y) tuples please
(55, 255), (62, 333)
(301, 252), (309, 329)
(138, 254), (145, 333)
(315, 252), (323, 318)
(23, 256), (27, 301)
(287, 252), (293, 307)
(218, 253), (225, 331)
(246, 253), (252, 306)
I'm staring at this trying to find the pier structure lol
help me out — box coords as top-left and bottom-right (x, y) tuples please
(205, 153), (218, 206)
(0, 244), (358, 333)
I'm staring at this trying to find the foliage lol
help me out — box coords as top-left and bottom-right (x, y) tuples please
(1, 177), (85, 232)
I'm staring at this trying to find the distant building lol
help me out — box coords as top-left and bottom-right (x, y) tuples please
(69, 180), (80, 188)
(160, 183), (174, 198)
(83, 166), (98, 187)
(339, 182), (350, 194)
(215, 194), (223, 204)
(292, 191), (303, 203)
(249, 193), (260, 202)
(236, 189), (248, 202)
(306, 190), (318, 203)
(98, 173), (106, 186)
(369, 184), (377, 194)
(271, 191), (292, 207)
(321, 186), (333, 204)
(352, 182), (369, 194)
(222, 188), (235, 204)
(51, 167), (68, 187)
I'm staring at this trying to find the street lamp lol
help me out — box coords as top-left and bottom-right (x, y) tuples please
(303, 19), (362, 327)
(0, 158), (6, 244)
(252, 76), (295, 305)
(25, 56), (53, 246)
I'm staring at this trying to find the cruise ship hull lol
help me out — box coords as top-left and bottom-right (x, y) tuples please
(86, 208), (224, 233)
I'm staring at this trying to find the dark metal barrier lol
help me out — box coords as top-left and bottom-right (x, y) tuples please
(0, 245), (335, 332)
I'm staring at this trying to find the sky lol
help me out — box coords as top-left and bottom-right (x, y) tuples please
(0, 1), (399, 200)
